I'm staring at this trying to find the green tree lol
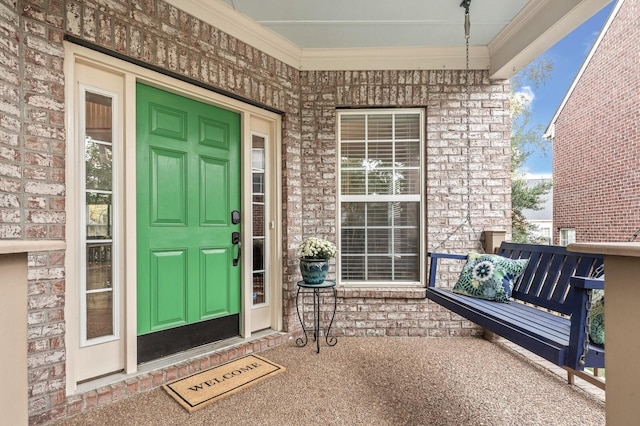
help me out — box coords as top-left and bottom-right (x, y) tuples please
(510, 58), (554, 243)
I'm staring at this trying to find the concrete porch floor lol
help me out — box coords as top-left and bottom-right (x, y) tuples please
(53, 336), (605, 425)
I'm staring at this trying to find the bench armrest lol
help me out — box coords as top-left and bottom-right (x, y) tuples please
(570, 276), (605, 290)
(428, 252), (468, 261)
(427, 252), (468, 289)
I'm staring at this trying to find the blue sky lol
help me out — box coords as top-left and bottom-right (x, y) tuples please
(516, 1), (615, 176)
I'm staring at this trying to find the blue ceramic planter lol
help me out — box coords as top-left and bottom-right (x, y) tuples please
(299, 258), (328, 285)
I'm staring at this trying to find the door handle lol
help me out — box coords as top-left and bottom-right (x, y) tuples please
(232, 232), (241, 266)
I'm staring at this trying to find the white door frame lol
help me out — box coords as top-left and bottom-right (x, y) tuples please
(246, 123), (283, 333)
(64, 42), (283, 394)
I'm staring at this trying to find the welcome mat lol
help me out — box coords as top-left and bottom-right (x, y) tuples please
(163, 354), (285, 412)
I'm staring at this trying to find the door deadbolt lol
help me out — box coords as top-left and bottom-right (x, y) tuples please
(231, 210), (240, 225)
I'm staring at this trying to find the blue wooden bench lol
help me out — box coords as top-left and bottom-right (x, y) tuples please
(427, 242), (605, 384)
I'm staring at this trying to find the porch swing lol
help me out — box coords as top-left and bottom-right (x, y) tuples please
(425, 0), (606, 390)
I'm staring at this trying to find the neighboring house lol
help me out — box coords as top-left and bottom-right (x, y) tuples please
(546, 0), (639, 245)
(522, 175), (553, 244)
(0, 1), (610, 423)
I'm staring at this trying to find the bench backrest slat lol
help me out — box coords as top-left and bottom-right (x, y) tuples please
(497, 242), (603, 316)
(538, 252), (566, 301)
(548, 256), (579, 304)
(514, 250), (542, 295)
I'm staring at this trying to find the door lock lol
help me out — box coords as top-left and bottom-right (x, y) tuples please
(231, 210), (241, 225)
(231, 231), (241, 266)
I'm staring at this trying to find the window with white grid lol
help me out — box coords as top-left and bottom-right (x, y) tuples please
(559, 228), (576, 246)
(338, 110), (423, 284)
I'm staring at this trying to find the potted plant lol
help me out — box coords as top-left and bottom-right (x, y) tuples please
(298, 237), (337, 284)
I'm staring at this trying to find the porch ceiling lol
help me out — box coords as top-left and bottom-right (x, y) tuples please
(169, 0), (612, 79)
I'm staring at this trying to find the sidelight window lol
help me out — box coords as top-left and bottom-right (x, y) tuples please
(252, 135), (267, 305)
(80, 87), (119, 345)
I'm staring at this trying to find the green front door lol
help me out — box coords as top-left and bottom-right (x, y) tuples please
(136, 83), (241, 358)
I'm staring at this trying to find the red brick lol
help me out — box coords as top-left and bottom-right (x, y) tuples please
(209, 353), (221, 366)
(51, 363), (65, 378)
(49, 336), (64, 349)
(126, 378), (140, 395)
(84, 391), (98, 410)
(165, 366), (178, 381)
(188, 360), (201, 374)
(96, 386), (112, 405)
(111, 383), (126, 401)
(178, 363), (188, 378)
(151, 371), (164, 387)
(50, 389), (66, 406)
(553, 0), (639, 244)
(29, 406), (66, 425)
(66, 397), (83, 416)
(138, 375), (153, 391)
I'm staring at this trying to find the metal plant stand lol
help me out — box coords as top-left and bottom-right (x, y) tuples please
(295, 280), (337, 353)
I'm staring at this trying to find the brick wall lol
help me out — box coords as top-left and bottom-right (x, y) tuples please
(300, 69), (514, 247)
(0, 0), (69, 423)
(0, 0), (22, 239)
(299, 70), (511, 337)
(553, 0), (640, 243)
(0, 0), (512, 423)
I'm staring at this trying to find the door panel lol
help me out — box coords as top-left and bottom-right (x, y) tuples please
(200, 117), (230, 149)
(137, 83), (241, 344)
(200, 157), (228, 225)
(200, 247), (231, 317)
(150, 104), (187, 140)
(151, 148), (187, 225)
(150, 249), (187, 329)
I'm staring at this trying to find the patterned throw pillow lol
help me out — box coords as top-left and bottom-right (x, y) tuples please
(452, 253), (529, 303)
(589, 289), (605, 346)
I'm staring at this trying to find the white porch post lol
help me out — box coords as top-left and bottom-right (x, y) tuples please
(0, 241), (65, 425)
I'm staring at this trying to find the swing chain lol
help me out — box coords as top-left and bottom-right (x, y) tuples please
(579, 263), (605, 366)
(463, 0), (472, 228)
(432, 1), (474, 251)
(578, 288), (593, 366)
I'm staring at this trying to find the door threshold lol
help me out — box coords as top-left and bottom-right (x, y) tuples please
(75, 329), (283, 394)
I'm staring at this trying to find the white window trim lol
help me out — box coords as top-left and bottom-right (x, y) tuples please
(337, 108), (425, 287)
(559, 228), (576, 246)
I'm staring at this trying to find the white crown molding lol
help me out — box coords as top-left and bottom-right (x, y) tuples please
(299, 46), (490, 71)
(165, 0), (607, 78)
(164, 0), (488, 72)
(164, 0), (302, 69)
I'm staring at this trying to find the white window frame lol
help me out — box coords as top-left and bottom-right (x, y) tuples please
(251, 138), (268, 308)
(337, 109), (425, 286)
(78, 85), (121, 347)
(559, 228), (576, 246)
